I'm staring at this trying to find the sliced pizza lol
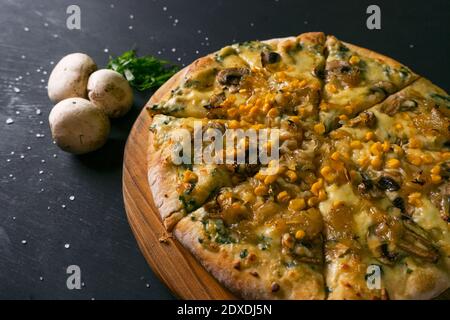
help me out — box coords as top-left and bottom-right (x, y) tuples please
(333, 78), (450, 151)
(147, 32), (326, 126)
(148, 113), (305, 229)
(174, 142), (326, 299)
(320, 35), (418, 130)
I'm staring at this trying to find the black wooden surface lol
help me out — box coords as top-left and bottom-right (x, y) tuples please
(0, 0), (449, 300)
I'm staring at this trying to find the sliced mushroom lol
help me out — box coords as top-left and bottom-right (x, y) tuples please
(261, 51), (281, 67)
(216, 67), (250, 92)
(431, 182), (450, 222)
(348, 111), (377, 128)
(367, 218), (440, 264)
(327, 60), (361, 87)
(377, 176), (400, 192)
(380, 96), (417, 116)
(370, 81), (397, 98)
(392, 197), (406, 213)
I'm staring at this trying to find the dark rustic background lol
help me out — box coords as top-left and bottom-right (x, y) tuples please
(0, 0), (449, 299)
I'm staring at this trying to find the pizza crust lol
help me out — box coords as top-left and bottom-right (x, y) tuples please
(147, 128), (185, 230)
(173, 211), (325, 300)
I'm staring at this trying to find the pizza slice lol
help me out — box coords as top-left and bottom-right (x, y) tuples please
(148, 113), (304, 230)
(173, 142), (326, 299)
(320, 181), (450, 300)
(320, 35), (418, 130)
(317, 135), (450, 299)
(147, 32), (326, 125)
(332, 78), (450, 151)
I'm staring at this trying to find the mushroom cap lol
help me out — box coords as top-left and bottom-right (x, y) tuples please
(49, 97), (110, 154)
(87, 69), (134, 118)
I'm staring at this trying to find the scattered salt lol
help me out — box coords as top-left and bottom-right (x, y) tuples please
(6, 118), (14, 124)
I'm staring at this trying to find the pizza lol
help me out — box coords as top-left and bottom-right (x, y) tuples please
(145, 32), (450, 299)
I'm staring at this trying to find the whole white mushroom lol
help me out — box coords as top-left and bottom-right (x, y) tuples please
(49, 98), (110, 155)
(87, 69), (134, 118)
(47, 53), (97, 103)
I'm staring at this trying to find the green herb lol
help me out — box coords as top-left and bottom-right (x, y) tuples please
(107, 50), (179, 91)
(240, 249), (248, 259)
(257, 235), (271, 251)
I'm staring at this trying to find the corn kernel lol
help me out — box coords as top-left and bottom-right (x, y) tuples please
(386, 158), (400, 169)
(371, 156), (383, 169)
(255, 172), (266, 181)
(229, 120), (240, 129)
(285, 170), (298, 183)
(311, 179), (324, 195)
(255, 185), (268, 196)
(365, 132), (375, 141)
(314, 123), (326, 135)
(349, 55), (360, 65)
(409, 137), (422, 149)
(382, 141), (390, 152)
(326, 83), (337, 94)
(344, 105), (353, 115)
(421, 153), (434, 164)
(318, 189), (327, 201)
(295, 229), (306, 240)
(307, 196), (319, 207)
(289, 116), (301, 124)
(267, 108), (279, 118)
(393, 145), (404, 156)
(289, 198), (306, 211)
(431, 165), (441, 175)
(333, 201), (345, 209)
(183, 170), (198, 183)
(350, 140), (362, 149)
(407, 154), (422, 166)
(395, 123), (403, 130)
(249, 106), (259, 117)
(227, 107), (239, 118)
(339, 114), (349, 121)
(331, 151), (341, 161)
(264, 174), (278, 185)
(408, 192), (422, 207)
(277, 191), (290, 203)
(370, 142), (382, 156)
(442, 152), (450, 160)
(358, 155), (370, 167)
(431, 174), (442, 184)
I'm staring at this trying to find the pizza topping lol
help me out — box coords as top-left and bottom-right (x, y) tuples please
(367, 218), (440, 264)
(216, 67), (250, 92)
(271, 282), (281, 293)
(376, 176), (400, 192)
(369, 81), (397, 97)
(348, 111), (377, 128)
(327, 60), (361, 87)
(380, 97), (418, 116)
(261, 51), (281, 67)
(392, 197), (406, 213)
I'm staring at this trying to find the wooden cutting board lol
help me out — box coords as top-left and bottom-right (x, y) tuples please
(122, 69), (450, 301)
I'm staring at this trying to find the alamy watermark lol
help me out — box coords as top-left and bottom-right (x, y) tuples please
(366, 264), (382, 290)
(169, 121), (280, 171)
(66, 265), (81, 290)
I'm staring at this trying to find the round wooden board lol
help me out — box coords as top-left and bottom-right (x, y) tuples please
(122, 68), (236, 300)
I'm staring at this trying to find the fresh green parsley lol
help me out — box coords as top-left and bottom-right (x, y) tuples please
(107, 50), (179, 91)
